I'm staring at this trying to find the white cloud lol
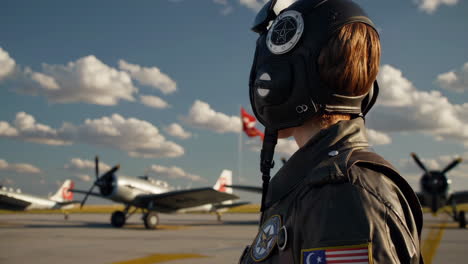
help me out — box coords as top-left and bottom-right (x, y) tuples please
(0, 113), (185, 158)
(0, 159), (42, 174)
(30, 71), (59, 90)
(0, 112), (71, 145)
(0, 47), (16, 81)
(213, 0), (234, 15)
(436, 62), (468, 93)
(184, 100), (241, 134)
(0, 121), (18, 137)
(147, 164), (206, 182)
(61, 114), (185, 158)
(414, 0), (458, 14)
(276, 139), (299, 156)
(140, 95), (170, 109)
(15, 55), (137, 105)
(245, 138), (298, 156)
(368, 64), (468, 147)
(75, 174), (92, 182)
(119, 60), (176, 94)
(375, 65), (414, 107)
(366, 129), (392, 145)
(164, 123), (192, 139)
(64, 158), (111, 172)
(239, 0), (268, 11)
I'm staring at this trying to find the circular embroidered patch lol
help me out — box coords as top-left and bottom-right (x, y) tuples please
(266, 10), (304, 55)
(251, 215), (282, 262)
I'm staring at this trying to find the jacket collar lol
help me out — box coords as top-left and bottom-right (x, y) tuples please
(265, 117), (370, 208)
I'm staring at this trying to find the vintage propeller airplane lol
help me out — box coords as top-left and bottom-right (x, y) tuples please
(0, 180), (77, 219)
(71, 157), (246, 229)
(411, 152), (468, 228)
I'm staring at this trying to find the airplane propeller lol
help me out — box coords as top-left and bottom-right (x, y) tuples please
(80, 156), (120, 208)
(441, 157), (463, 174)
(95, 156), (99, 181)
(411, 152), (463, 175)
(410, 152), (429, 174)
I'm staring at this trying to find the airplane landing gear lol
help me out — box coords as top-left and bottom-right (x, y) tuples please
(111, 211), (126, 228)
(216, 212), (223, 222)
(459, 211), (466, 228)
(143, 211), (159, 229)
(431, 196), (439, 215)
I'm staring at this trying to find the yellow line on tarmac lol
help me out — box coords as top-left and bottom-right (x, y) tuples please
(422, 220), (447, 264)
(112, 253), (208, 264)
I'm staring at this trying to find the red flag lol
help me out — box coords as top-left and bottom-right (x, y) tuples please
(241, 107), (264, 140)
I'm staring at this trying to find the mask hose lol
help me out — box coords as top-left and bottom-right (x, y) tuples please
(260, 128), (278, 222)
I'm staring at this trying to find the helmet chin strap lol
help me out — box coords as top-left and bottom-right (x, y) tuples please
(260, 128), (278, 220)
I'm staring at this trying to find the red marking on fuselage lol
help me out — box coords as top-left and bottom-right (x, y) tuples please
(218, 177), (226, 192)
(62, 182), (74, 200)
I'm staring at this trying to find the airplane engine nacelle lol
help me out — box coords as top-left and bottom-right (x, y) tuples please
(108, 175), (163, 204)
(99, 174), (116, 197)
(420, 171), (449, 197)
(109, 178), (136, 202)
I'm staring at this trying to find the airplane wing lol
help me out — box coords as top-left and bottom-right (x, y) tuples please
(213, 201), (250, 210)
(70, 189), (105, 198)
(226, 185), (262, 193)
(448, 191), (468, 205)
(57, 200), (81, 206)
(134, 187), (239, 212)
(0, 193), (31, 210)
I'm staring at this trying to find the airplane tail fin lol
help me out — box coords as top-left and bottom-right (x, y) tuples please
(213, 170), (233, 194)
(213, 170), (233, 206)
(50, 180), (74, 202)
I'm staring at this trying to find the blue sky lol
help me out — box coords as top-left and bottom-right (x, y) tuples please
(0, 0), (467, 202)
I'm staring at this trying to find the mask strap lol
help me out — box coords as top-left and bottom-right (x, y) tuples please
(362, 80), (379, 116)
(260, 128), (278, 222)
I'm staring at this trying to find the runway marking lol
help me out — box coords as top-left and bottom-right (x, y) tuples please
(422, 219), (447, 264)
(112, 253), (208, 264)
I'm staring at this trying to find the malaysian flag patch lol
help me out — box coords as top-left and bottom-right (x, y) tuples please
(301, 243), (371, 264)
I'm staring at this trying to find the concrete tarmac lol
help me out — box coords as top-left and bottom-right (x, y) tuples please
(0, 213), (259, 264)
(421, 213), (468, 264)
(0, 212), (466, 264)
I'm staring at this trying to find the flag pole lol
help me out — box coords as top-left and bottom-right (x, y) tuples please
(238, 106), (243, 184)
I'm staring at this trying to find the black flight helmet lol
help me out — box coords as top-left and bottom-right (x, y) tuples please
(250, 0), (380, 214)
(250, 0), (379, 131)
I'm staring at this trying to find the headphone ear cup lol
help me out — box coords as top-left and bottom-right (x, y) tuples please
(361, 80), (379, 116)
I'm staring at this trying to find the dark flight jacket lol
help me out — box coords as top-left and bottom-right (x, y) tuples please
(239, 118), (423, 264)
